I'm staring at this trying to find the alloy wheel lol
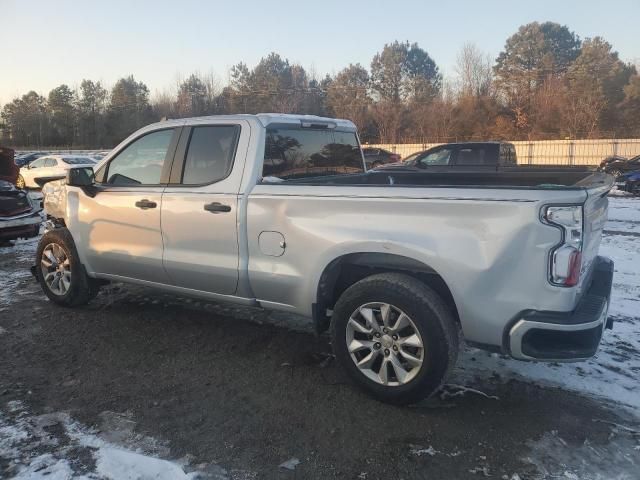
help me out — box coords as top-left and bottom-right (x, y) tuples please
(345, 302), (424, 386)
(40, 243), (71, 296)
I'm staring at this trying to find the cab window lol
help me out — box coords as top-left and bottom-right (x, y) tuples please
(263, 128), (363, 180)
(181, 125), (239, 185)
(105, 129), (175, 185)
(456, 147), (487, 165)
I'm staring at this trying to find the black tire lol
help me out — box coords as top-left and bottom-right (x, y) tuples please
(609, 169), (622, 179)
(332, 273), (459, 405)
(35, 228), (100, 307)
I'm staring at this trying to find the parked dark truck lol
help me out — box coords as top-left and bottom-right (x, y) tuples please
(36, 115), (615, 404)
(378, 142), (518, 172)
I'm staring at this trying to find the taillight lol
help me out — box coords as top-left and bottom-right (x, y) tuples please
(544, 205), (583, 287)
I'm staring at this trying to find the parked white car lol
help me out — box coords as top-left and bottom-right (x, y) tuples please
(17, 155), (96, 189)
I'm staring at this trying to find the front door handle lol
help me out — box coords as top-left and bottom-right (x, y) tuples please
(135, 199), (157, 209)
(204, 202), (231, 213)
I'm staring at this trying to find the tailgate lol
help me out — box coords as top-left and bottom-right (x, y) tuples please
(579, 183), (611, 295)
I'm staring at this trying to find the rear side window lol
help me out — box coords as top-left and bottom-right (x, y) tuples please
(44, 158), (57, 167)
(182, 125), (239, 185)
(263, 128), (364, 180)
(456, 147), (487, 165)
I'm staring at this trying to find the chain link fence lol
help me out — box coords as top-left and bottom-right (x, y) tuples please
(17, 139), (640, 167)
(364, 139), (640, 166)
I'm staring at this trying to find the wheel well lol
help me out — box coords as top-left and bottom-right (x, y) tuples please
(46, 215), (66, 228)
(313, 253), (459, 334)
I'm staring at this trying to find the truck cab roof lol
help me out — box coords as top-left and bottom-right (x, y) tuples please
(146, 113), (357, 132)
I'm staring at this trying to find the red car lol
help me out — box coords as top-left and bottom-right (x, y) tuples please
(0, 147), (19, 185)
(0, 146), (43, 242)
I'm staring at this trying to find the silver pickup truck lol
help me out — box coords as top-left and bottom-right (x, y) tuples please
(36, 114), (614, 404)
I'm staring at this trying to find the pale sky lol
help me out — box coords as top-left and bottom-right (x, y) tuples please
(1, 0), (639, 104)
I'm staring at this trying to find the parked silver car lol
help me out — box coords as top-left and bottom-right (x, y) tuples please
(34, 114), (614, 404)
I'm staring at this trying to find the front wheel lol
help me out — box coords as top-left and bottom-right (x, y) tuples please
(332, 273), (459, 405)
(35, 228), (100, 306)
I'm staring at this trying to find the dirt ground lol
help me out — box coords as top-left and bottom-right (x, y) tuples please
(1, 201), (639, 479)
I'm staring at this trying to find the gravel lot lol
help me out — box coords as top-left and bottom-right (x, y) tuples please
(0, 194), (639, 479)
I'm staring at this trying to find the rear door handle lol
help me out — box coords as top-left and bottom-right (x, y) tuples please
(135, 199), (157, 209)
(204, 202), (231, 213)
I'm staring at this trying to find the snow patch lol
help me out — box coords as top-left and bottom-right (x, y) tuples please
(410, 445), (438, 456)
(524, 429), (639, 480)
(0, 401), (222, 479)
(278, 457), (301, 470)
(0, 236), (39, 308)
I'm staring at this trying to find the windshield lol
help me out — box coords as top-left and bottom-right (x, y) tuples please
(63, 157), (95, 165)
(402, 152), (421, 164)
(263, 128), (364, 181)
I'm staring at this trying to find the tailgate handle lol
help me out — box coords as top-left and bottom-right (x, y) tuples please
(204, 202), (231, 213)
(135, 199), (157, 209)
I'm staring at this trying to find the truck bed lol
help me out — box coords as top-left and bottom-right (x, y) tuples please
(289, 168), (610, 190)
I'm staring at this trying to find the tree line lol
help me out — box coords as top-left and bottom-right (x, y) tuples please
(2, 21), (640, 149)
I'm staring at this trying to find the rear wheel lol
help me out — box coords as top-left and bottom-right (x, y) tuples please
(36, 228), (100, 306)
(16, 174), (25, 189)
(332, 273), (459, 405)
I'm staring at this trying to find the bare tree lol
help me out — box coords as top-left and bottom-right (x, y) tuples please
(371, 101), (404, 144)
(455, 43), (493, 98)
(151, 88), (177, 120)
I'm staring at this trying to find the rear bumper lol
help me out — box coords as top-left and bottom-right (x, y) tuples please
(508, 256), (614, 362)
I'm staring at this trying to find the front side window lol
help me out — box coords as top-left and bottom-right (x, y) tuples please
(106, 129), (174, 185)
(417, 148), (452, 167)
(263, 128), (363, 180)
(30, 158), (46, 169)
(182, 125), (239, 185)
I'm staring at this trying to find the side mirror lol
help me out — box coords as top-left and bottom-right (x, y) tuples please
(67, 166), (100, 197)
(67, 167), (95, 187)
